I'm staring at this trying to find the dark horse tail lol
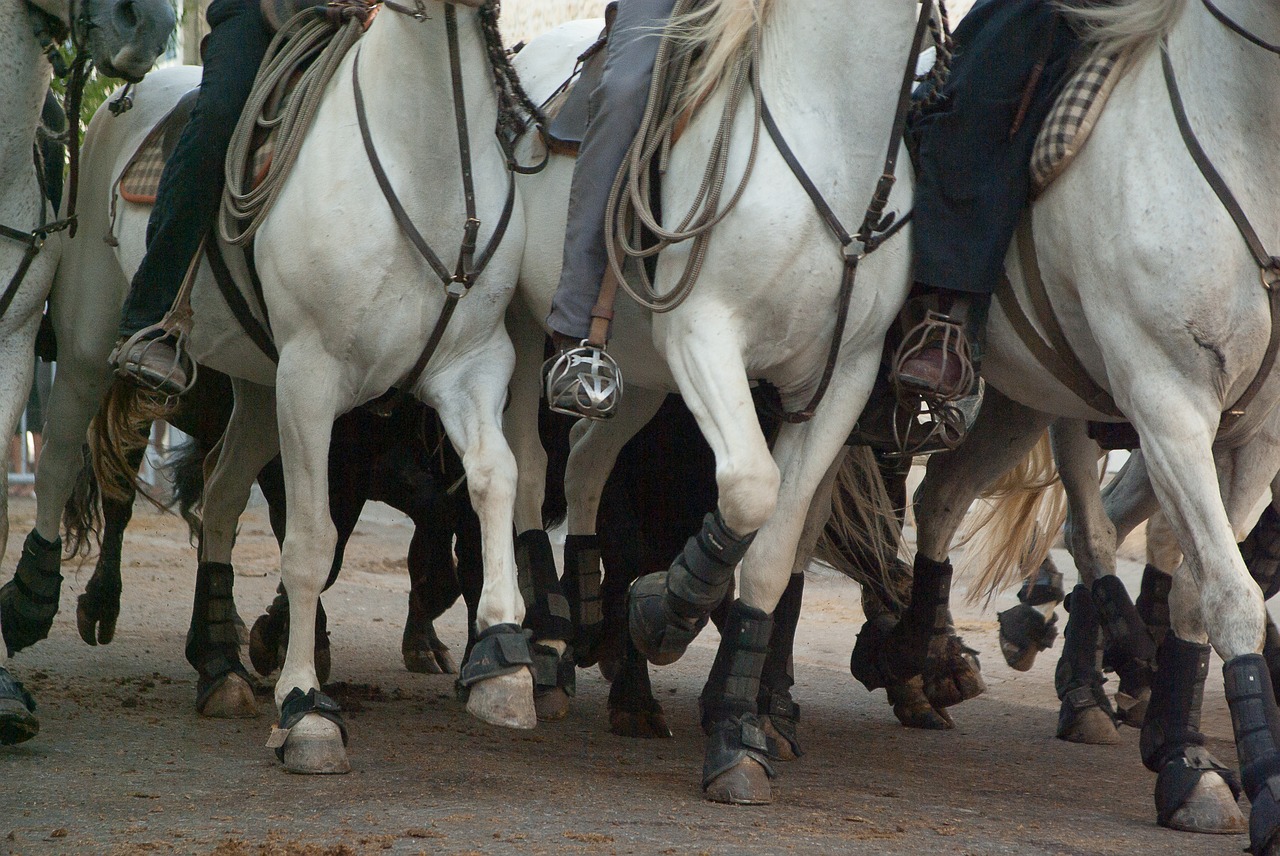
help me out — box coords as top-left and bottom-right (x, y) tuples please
(62, 445), (101, 559)
(167, 438), (206, 544)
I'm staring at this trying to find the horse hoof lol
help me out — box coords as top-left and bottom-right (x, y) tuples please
(282, 713), (350, 775)
(76, 593), (119, 646)
(608, 707), (673, 739)
(433, 648), (458, 675)
(466, 668), (535, 730)
(1115, 687), (1150, 728)
(249, 614), (282, 677)
(1161, 773), (1247, 834)
(534, 687), (571, 722)
(704, 759), (772, 805)
(923, 637), (986, 708)
(403, 647), (444, 675)
(892, 700), (954, 730)
(0, 697), (39, 745)
(197, 672), (258, 719)
(1056, 705), (1121, 745)
(760, 716), (800, 760)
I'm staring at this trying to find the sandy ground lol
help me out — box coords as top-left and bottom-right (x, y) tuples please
(0, 492), (1251, 856)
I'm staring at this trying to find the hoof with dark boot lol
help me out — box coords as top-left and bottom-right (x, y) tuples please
(0, 666), (38, 745)
(1055, 585), (1120, 744)
(562, 534), (604, 666)
(923, 634), (986, 708)
(271, 687), (350, 774)
(461, 624), (536, 729)
(531, 643), (575, 722)
(1093, 574), (1157, 728)
(997, 603), (1058, 671)
(1222, 655), (1280, 854)
(0, 531), (62, 655)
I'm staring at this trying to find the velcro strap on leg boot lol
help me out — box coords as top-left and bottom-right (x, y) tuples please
(758, 688), (804, 759)
(1135, 564), (1173, 647)
(562, 534), (604, 648)
(702, 713), (776, 789)
(1141, 635), (1211, 772)
(1093, 574), (1157, 692)
(1242, 505), (1280, 600)
(1154, 745), (1242, 828)
(460, 623), (533, 688)
(186, 562), (242, 675)
(517, 530), (572, 643)
(0, 531), (63, 655)
(531, 643), (576, 697)
(1223, 654), (1280, 854)
(272, 687), (349, 762)
(700, 601), (772, 727)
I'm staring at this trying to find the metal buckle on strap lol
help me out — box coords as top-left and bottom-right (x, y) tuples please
(1262, 259), (1280, 291)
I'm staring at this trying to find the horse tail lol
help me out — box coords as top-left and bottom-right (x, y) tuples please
(88, 379), (177, 509)
(815, 446), (904, 600)
(1060, 0), (1186, 60)
(958, 431), (1067, 605)
(166, 438), (206, 546)
(61, 445), (102, 560)
(669, 0), (777, 111)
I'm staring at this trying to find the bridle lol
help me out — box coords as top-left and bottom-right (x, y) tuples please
(0, 0), (92, 324)
(1164, 0), (1280, 430)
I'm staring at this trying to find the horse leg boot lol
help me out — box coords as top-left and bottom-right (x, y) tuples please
(1141, 635), (1245, 833)
(562, 534), (604, 666)
(758, 571), (805, 760)
(0, 532), (62, 655)
(997, 555), (1063, 671)
(1055, 584), (1120, 744)
(701, 600), (775, 805)
(516, 530), (575, 721)
(187, 561), (256, 718)
(0, 662), (38, 745)
(629, 510), (755, 666)
(1136, 563), (1173, 648)
(1094, 574), (1158, 727)
(1223, 655), (1280, 854)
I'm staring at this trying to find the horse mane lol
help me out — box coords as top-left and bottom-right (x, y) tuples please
(1060, 0), (1187, 60)
(668, 0), (776, 110)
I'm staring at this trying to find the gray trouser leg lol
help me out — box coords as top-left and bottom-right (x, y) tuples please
(548, 0), (678, 340)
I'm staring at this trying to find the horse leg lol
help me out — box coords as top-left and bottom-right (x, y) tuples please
(193, 380), (280, 720)
(1128, 395), (1280, 853)
(76, 439), (145, 646)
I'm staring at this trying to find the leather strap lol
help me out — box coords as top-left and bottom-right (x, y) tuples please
(1162, 41), (1280, 427)
(205, 236), (279, 362)
(1200, 0), (1280, 56)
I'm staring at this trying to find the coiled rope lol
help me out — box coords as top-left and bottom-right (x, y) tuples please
(604, 0), (765, 314)
(219, 1), (370, 245)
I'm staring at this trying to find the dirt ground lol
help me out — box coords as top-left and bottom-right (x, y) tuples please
(0, 492), (1252, 855)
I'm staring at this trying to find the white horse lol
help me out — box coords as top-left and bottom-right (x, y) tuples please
(907, 0), (1280, 846)
(507, 0), (922, 804)
(0, 0), (173, 744)
(81, 0), (534, 771)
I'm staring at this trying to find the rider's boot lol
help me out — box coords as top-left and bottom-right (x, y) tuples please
(110, 332), (189, 396)
(892, 291), (985, 401)
(544, 331), (623, 420)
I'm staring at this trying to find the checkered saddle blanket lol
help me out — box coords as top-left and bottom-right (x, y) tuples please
(116, 86), (281, 205)
(1030, 50), (1133, 195)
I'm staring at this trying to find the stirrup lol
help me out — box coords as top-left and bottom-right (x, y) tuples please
(890, 310), (976, 404)
(544, 340), (623, 420)
(109, 324), (197, 398)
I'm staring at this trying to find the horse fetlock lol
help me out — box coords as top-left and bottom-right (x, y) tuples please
(561, 534), (604, 663)
(1223, 655), (1280, 854)
(0, 532), (63, 656)
(271, 687), (350, 774)
(630, 513), (754, 666)
(1056, 584), (1120, 743)
(531, 642), (575, 722)
(757, 689), (804, 760)
(923, 634), (986, 708)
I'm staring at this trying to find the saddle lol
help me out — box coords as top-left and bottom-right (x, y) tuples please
(539, 1), (618, 157)
(1030, 50), (1134, 195)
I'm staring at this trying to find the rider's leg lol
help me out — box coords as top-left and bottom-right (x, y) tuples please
(544, 0), (678, 420)
(894, 2), (1080, 400)
(112, 0), (273, 394)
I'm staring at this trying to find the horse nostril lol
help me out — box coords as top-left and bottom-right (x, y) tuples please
(115, 0), (139, 32)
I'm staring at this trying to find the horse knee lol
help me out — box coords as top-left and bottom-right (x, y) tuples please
(464, 449), (517, 512)
(716, 458), (780, 536)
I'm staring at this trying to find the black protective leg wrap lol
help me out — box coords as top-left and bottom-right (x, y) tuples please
(1055, 585), (1116, 733)
(700, 601), (776, 788)
(1265, 619), (1280, 703)
(758, 573), (804, 759)
(517, 530), (572, 643)
(1141, 637), (1240, 827)
(1224, 654), (1280, 853)
(459, 623), (533, 688)
(1017, 556), (1065, 607)
(997, 603), (1058, 671)
(1242, 505), (1280, 601)
(872, 555), (953, 685)
(561, 534), (604, 660)
(1093, 574), (1157, 700)
(0, 531), (63, 655)
(1135, 564), (1173, 648)
(531, 643), (576, 697)
(630, 511), (754, 666)
(273, 687), (348, 762)
(186, 562), (251, 705)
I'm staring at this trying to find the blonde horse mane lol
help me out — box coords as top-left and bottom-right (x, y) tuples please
(667, 0), (776, 110)
(956, 431), (1068, 605)
(1059, 0), (1187, 60)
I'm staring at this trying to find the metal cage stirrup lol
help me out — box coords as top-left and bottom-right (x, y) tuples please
(544, 341), (624, 421)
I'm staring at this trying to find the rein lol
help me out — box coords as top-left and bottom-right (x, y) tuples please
(354, 1), (516, 394)
(0, 0), (90, 325)
(1163, 0), (1280, 429)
